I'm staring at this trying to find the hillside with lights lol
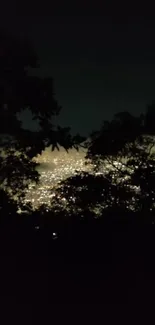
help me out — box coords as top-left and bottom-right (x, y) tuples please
(24, 144), (93, 208)
(24, 135), (155, 214)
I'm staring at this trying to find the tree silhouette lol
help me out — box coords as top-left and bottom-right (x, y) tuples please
(0, 32), (85, 216)
(86, 107), (155, 221)
(49, 105), (155, 225)
(145, 101), (155, 134)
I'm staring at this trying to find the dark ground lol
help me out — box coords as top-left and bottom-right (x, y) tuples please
(0, 219), (155, 322)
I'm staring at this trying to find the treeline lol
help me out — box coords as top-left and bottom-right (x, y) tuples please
(1, 32), (155, 238)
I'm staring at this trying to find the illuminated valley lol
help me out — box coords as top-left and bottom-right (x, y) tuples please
(24, 145), (94, 209)
(24, 144), (140, 214)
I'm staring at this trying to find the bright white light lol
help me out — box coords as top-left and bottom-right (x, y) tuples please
(52, 232), (58, 239)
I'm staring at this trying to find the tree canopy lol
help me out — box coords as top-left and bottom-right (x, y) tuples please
(49, 106), (155, 225)
(0, 32), (85, 217)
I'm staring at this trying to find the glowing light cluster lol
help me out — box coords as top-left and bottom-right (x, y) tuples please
(23, 145), (151, 214)
(24, 145), (94, 208)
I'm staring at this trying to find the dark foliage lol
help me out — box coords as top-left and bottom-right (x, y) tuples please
(0, 32), (85, 216)
(49, 104), (155, 226)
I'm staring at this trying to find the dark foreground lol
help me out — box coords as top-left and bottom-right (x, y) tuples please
(0, 218), (155, 322)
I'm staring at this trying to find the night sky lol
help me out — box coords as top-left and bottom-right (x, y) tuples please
(1, 2), (155, 136)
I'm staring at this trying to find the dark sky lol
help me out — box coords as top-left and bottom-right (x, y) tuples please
(1, 1), (155, 136)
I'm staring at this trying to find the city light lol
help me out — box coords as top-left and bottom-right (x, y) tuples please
(24, 145), (94, 208)
(24, 145), (140, 213)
